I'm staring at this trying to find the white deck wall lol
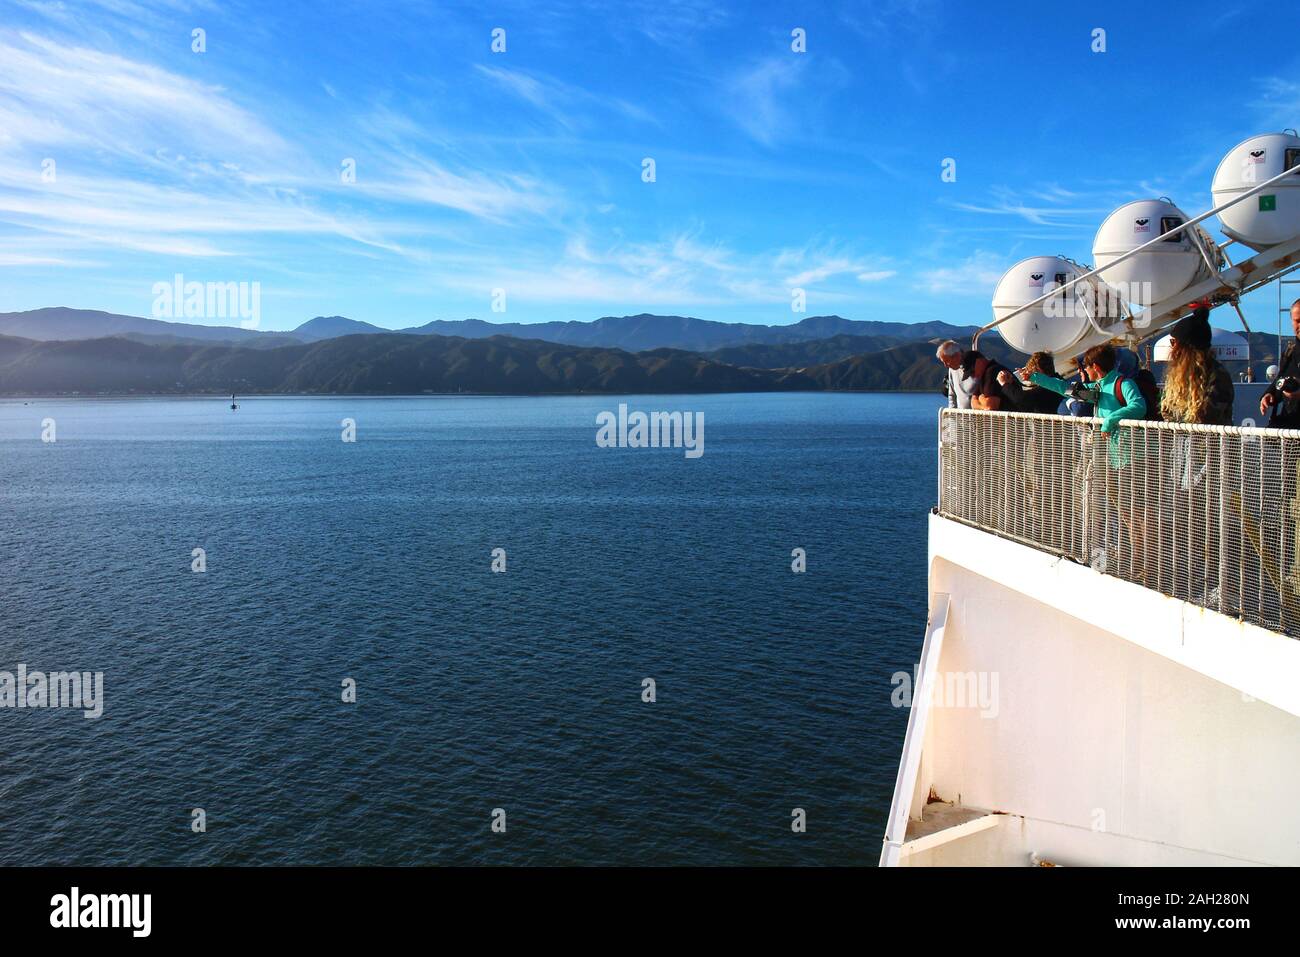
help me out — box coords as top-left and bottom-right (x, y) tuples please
(899, 516), (1300, 867)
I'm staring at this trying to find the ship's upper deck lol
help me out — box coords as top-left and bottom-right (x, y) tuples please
(880, 411), (1300, 866)
(937, 407), (1300, 639)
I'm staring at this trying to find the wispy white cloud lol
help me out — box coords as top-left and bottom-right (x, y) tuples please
(1254, 75), (1300, 128)
(0, 31), (288, 165)
(836, 0), (952, 96)
(345, 153), (557, 223)
(774, 242), (894, 288)
(624, 0), (729, 44)
(947, 184), (1112, 230)
(723, 56), (809, 147)
(475, 65), (578, 130)
(474, 64), (657, 130)
(717, 47), (853, 149)
(0, 31), (562, 263)
(403, 230), (897, 311)
(0, 164), (429, 258)
(0, 251), (87, 266)
(916, 250), (1005, 296)
(785, 257), (877, 286)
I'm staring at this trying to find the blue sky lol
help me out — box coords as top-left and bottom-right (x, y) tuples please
(1, 0), (1298, 332)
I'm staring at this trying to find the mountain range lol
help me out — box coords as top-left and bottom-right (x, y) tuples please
(0, 331), (796, 395)
(0, 307), (976, 353)
(0, 307), (1276, 396)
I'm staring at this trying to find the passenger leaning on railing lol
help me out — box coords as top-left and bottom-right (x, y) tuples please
(936, 340), (1009, 411)
(995, 352), (1063, 414)
(1024, 344), (1146, 437)
(1026, 343), (1151, 583)
(1160, 306), (1234, 426)
(1055, 346), (1140, 417)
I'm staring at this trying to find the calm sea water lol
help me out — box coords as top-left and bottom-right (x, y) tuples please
(0, 392), (943, 865)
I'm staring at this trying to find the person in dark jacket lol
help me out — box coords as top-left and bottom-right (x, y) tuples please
(996, 352), (1063, 414)
(1160, 306), (1233, 425)
(936, 340), (1009, 410)
(1262, 299), (1300, 428)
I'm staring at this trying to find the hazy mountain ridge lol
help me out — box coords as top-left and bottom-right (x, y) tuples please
(0, 307), (268, 344)
(0, 332), (806, 395)
(0, 308), (1274, 396)
(292, 315), (392, 341)
(0, 308), (999, 395)
(0, 307), (977, 352)
(398, 313), (975, 352)
(0, 329), (1007, 395)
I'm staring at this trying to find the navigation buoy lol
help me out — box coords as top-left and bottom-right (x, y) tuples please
(990, 255), (1124, 355)
(1212, 131), (1300, 251)
(1092, 199), (1219, 307)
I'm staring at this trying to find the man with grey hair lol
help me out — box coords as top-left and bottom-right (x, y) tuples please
(937, 340), (973, 408)
(937, 339), (1006, 410)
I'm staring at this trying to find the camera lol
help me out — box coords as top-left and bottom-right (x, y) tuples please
(1275, 377), (1300, 393)
(1067, 381), (1097, 403)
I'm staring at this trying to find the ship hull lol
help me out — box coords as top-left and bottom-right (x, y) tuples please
(881, 513), (1300, 867)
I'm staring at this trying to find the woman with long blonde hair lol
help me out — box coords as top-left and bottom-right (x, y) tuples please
(1160, 306), (1234, 425)
(1159, 306), (1235, 603)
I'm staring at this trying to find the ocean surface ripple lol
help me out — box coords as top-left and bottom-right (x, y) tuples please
(0, 392), (941, 865)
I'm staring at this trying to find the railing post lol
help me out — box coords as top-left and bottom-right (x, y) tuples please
(1003, 417), (1010, 538)
(1080, 421), (1091, 571)
(937, 408), (944, 516)
(1218, 432), (1226, 616)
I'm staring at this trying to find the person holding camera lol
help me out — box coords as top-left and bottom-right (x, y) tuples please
(1028, 342), (1149, 579)
(1027, 343), (1146, 436)
(1261, 299), (1300, 428)
(995, 352), (1063, 414)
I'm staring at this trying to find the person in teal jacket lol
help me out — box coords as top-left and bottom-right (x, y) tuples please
(1022, 342), (1150, 579)
(1025, 343), (1146, 432)
(1022, 343), (1147, 471)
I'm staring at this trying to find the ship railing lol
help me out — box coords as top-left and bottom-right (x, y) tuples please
(937, 408), (1300, 638)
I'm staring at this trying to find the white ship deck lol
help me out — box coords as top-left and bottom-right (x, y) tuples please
(882, 410), (1300, 867)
